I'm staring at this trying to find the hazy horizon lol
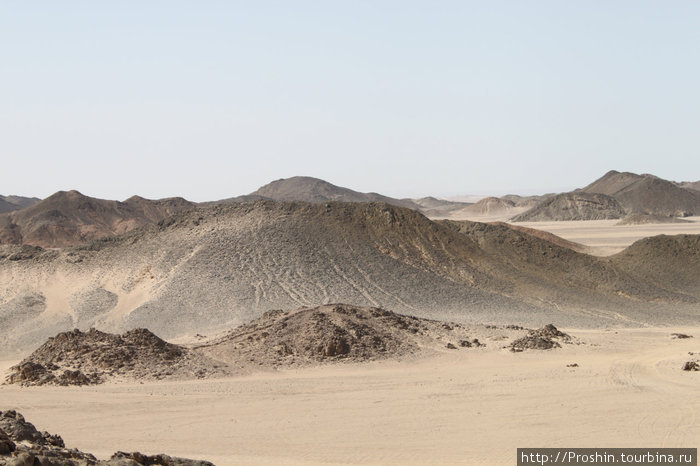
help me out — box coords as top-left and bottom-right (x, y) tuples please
(2, 2), (699, 202)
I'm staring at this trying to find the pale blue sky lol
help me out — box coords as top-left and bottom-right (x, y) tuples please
(1, 1), (699, 201)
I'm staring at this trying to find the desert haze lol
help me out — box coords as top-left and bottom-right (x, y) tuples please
(1, 171), (699, 465)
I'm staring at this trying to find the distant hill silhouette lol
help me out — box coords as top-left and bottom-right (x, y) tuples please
(0, 195), (40, 214)
(0, 190), (196, 247)
(220, 176), (421, 210)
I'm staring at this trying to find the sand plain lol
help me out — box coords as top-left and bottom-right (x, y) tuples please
(509, 217), (700, 256)
(1, 326), (698, 466)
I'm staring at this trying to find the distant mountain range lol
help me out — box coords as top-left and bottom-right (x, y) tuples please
(1, 171), (698, 247)
(513, 171), (700, 222)
(0, 190), (195, 247)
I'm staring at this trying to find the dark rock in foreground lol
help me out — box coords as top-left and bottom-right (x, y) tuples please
(0, 410), (213, 465)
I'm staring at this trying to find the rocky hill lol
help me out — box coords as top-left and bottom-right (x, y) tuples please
(1, 201), (698, 356)
(609, 176), (700, 217)
(579, 170), (644, 195)
(0, 190), (196, 248)
(610, 234), (700, 297)
(511, 192), (626, 221)
(513, 171), (700, 221)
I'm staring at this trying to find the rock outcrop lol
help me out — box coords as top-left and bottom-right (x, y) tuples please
(0, 410), (213, 465)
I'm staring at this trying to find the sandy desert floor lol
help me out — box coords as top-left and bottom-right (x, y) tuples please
(1, 327), (698, 466)
(513, 217), (700, 256)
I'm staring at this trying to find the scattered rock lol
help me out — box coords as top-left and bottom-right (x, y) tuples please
(0, 429), (16, 455)
(671, 333), (693, 339)
(459, 338), (484, 348)
(682, 361), (699, 371)
(567, 363), (579, 367)
(446, 343), (457, 350)
(109, 451), (214, 465)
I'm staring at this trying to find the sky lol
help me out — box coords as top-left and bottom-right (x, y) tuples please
(1, 1), (699, 201)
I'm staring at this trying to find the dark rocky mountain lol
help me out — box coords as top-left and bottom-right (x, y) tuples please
(0, 190), (196, 248)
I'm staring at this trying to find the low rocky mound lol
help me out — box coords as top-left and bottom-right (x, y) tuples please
(5, 328), (226, 386)
(198, 304), (483, 368)
(0, 410), (212, 465)
(511, 192), (626, 221)
(509, 324), (572, 351)
(616, 214), (691, 225)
